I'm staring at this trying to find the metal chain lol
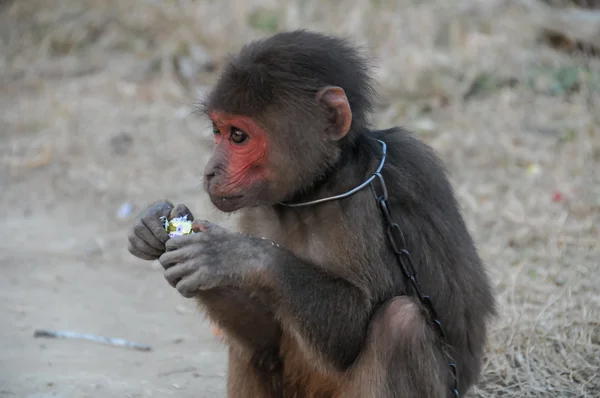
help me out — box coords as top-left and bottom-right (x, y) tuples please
(370, 172), (460, 398)
(278, 139), (459, 396)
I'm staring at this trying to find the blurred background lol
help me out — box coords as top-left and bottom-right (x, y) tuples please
(1, 0), (599, 397)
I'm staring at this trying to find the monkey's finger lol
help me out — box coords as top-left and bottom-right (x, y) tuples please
(139, 200), (173, 222)
(191, 219), (224, 234)
(138, 201), (174, 245)
(164, 232), (208, 251)
(164, 260), (199, 287)
(191, 219), (212, 232)
(176, 270), (214, 298)
(170, 204), (194, 221)
(158, 246), (199, 270)
(127, 228), (165, 255)
(127, 241), (161, 261)
(133, 222), (165, 251)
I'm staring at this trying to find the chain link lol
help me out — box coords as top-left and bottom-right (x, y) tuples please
(279, 139), (459, 396)
(370, 172), (460, 398)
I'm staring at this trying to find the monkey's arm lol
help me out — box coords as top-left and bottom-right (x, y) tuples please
(265, 248), (373, 369)
(195, 287), (282, 353)
(159, 221), (376, 370)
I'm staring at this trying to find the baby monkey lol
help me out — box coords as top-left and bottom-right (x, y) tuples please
(128, 30), (496, 398)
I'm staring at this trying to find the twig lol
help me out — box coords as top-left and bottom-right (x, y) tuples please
(157, 366), (198, 377)
(34, 329), (152, 352)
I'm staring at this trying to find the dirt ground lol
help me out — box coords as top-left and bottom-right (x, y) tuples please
(1, 1), (599, 397)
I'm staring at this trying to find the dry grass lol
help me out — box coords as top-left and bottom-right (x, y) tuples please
(1, 0), (599, 397)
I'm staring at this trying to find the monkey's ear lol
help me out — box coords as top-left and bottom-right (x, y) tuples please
(316, 86), (352, 141)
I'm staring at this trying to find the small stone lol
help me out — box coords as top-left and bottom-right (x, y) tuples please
(117, 202), (134, 219)
(109, 132), (134, 156)
(554, 274), (567, 286)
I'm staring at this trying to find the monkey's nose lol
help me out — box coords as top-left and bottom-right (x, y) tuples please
(205, 170), (217, 181)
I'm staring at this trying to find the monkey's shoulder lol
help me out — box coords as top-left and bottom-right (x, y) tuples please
(370, 127), (457, 207)
(373, 127), (447, 172)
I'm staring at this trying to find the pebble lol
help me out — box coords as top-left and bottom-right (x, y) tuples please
(554, 274), (567, 286)
(117, 201), (134, 219)
(109, 132), (134, 156)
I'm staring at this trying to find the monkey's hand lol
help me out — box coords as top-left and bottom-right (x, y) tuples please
(127, 202), (194, 261)
(159, 220), (266, 298)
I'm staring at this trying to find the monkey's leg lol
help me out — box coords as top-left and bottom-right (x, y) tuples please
(196, 287), (281, 350)
(195, 287), (284, 398)
(226, 344), (284, 398)
(342, 296), (448, 398)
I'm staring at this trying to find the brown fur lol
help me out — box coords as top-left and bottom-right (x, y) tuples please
(194, 30), (496, 397)
(128, 30), (496, 398)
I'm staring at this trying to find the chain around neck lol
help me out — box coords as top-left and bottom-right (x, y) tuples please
(278, 139), (387, 208)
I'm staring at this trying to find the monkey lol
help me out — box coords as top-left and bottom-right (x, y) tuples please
(127, 30), (496, 398)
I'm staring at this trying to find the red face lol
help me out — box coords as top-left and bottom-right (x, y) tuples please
(204, 110), (271, 211)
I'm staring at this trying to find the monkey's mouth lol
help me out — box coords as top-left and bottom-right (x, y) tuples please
(215, 195), (243, 201)
(210, 195), (245, 212)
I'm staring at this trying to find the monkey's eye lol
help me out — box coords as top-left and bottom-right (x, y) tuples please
(230, 128), (249, 145)
(212, 123), (221, 135)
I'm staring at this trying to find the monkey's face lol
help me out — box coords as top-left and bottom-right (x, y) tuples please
(203, 111), (271, 212)
(203, 107), (339, 213)
(203, 85), (353, 213)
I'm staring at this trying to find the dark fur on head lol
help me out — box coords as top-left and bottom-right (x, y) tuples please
(200, 30), (377, 134)
(197, 31), (380, 206)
